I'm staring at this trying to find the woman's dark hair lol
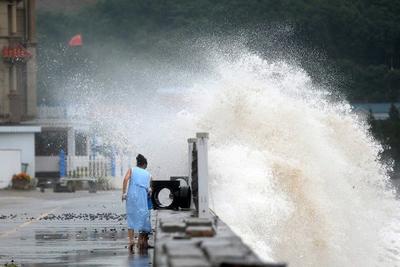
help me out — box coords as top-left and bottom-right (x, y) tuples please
(136, 154), (147, 167)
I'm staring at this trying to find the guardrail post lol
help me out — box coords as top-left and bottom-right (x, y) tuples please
(196, 132), (209, 218)
(188, 138), (197, 209)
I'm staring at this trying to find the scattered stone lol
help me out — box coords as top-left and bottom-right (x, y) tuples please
(163, 240), (200, 252)
(219, 260), (286, 267)
(185, 226), (215, 237)
(166, 246), (205, 258)
(184, 218), (212, 227)
(203, 245), (249, 263)
(172, 233), (190, 240)
(161, 222), (186, 233)
(169, 257), (211, 267)
(38, 212), (126, 222)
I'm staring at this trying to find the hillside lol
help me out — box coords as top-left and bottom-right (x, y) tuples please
(37, 0), (400, 103)
(37, 0), (98, 13)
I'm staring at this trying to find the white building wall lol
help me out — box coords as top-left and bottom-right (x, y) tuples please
(0, 150), (21, 188)
(0, 132), (36, 177)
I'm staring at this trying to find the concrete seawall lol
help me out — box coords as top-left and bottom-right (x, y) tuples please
(150, 132), (285, 267)
(152, 209), (285, 267)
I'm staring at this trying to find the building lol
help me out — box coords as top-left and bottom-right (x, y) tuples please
(33, 105), (90, 179)
(352, 103), (400, 120)
(0, 0), (39, 187)
(0, 0), (37, 123)
(0, 125), (40, 187)
(32, 105), (126, 188)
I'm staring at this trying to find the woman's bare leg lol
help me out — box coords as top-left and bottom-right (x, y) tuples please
(137, 233), (143, 249)
(128, 229), (134, 243)
(137, 233), (149, 253)
(128, 229), (135, 252)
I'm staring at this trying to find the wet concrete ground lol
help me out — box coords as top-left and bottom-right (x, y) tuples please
(1, 180), (399, 266)
(0, 190), (152, 266)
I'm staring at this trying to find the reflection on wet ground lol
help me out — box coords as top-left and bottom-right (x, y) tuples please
(24, 250), (151, 267)
(34, 227), (127, 243)
(127, 254), (150, 267)
(0, 190), (153, 266)
(24, 252), (150, 267)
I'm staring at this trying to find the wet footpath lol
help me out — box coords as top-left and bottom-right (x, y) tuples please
(0, 190), (151, 267)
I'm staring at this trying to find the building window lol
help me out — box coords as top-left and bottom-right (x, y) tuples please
(75, 132), (87, 156)
(35, 130), (67, 156)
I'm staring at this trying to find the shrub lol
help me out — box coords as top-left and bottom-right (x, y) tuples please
(11, 173), (32, 190)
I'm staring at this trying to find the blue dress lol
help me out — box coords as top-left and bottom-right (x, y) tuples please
(126, 167), (151, 233)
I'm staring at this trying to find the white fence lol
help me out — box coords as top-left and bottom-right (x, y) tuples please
(64, 155), (131, 187)
(65, 156), (112, 178)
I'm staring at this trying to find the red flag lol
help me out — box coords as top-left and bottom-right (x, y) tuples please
(68, 34), (83, 47)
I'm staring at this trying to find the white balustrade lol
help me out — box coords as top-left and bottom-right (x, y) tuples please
(65, 155), (111, 179)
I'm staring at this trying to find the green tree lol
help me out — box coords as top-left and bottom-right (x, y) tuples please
(389, 104), (400, 121)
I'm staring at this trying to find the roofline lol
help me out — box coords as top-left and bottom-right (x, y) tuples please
(0, 125), (41, 133)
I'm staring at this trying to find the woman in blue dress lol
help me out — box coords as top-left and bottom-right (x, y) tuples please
(122, 154), (152, 252)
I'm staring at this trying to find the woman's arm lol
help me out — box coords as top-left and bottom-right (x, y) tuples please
(148, 175), (153, 195)
(122, 168), (131, 201)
